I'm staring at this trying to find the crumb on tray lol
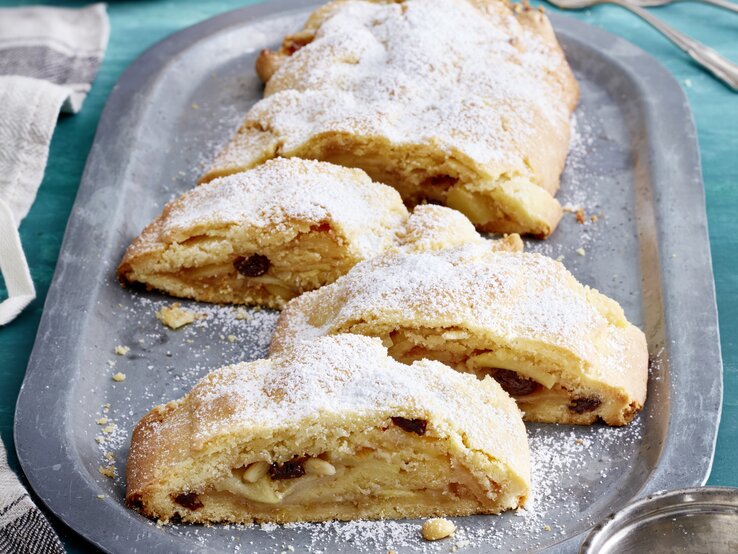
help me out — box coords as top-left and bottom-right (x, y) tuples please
(114, 344), (130, 356)
(156, 302), (201, 329)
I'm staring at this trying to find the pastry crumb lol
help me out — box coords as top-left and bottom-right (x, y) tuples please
(421, 517), (456, 541)
(156, 303), (201, 329)
(555, 255), (565, 263)
(98, 465), (116, 478)
(95, 417), (109, 425)
(104, 452), (115, 462)
(590, 214), (599, 223)
(575, 208), (586, 224)
(101, 424), (116, 434)
(106, 359), (116, 368)
(227, 335), (237, 343)
(112, 372), (126, 382)
(544, 524), (552, 531)
(234, 308), (249, 320)
(95, 436), (105, 444)
(114, 345), (130, 356)
(96, 494), (105, 500)
(575, 247), (586, 256)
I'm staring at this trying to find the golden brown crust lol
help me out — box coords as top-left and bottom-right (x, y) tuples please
(118, 159), (522, 308)
(202, 0), (578, 237)
(126, 335), (530, 523)
(271, 247), (648, 426)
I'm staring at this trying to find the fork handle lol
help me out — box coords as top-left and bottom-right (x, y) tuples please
(699, 0), (738, 14)
(613, 0), (738, 90)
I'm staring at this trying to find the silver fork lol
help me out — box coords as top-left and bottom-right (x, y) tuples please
(546, 0), (738, 90)
(630, 0), (738, 13)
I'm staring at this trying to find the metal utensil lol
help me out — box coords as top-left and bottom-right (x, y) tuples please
(581, 487), (738, 553)
(546, 0), (738, 90)
(630, 0), (738, 14)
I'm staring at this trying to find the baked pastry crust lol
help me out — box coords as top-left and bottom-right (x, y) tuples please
(126, 334), (530, 524)
(202, 0), (578, 237)
(118, 158), (521, 308)
(271, 246), (648, 426)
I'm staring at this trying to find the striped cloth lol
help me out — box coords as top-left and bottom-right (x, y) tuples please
(0, 4), (109, 553)
(0, 441), (63, 554)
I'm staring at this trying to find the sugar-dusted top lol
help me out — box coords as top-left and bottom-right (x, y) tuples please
(129, 334), (529, 485)
(212, 0), (577, 183)
(137, 158), (407, 258)
(273, 246), (640, 381)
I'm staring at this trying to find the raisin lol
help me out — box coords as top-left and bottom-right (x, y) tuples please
(490, 369), (539, 396)
(127, 494), (144, 510)
(311, 222), (332, 232)
(173, 492), (203, 510)
(391, 417), (427, 435)
(234, 254), (270, 277)
(569, 397), (602, 414)
(422, 175), (457, 190)
(269, 459), (306, 480)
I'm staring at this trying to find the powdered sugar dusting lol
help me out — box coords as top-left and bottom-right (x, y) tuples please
(275, 246), (635, 377)
(156, 334), (526, 473)
(212, 0), (575, 184)
(158, 158), (405, 259)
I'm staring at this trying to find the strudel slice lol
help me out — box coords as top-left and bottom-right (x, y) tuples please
(126, 334), (530, 523)
(118, 158), (521, 308)
(201, 0), (578, 237)
(272, 246), (648, 426)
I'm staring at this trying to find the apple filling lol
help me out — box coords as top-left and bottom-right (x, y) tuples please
(169, 421), (518, 522)
(385, 329), (604, 422)
(125, 223), (355, 307)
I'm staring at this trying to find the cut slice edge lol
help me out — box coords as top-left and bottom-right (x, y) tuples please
(126, 410), (529, 524)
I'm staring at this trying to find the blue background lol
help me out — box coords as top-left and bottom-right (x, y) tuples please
(0, 0), (736, 550)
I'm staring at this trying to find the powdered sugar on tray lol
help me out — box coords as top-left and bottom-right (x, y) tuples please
(527, 110), (601, 262)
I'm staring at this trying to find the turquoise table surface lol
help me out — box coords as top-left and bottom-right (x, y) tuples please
(1, 0), (736, 550)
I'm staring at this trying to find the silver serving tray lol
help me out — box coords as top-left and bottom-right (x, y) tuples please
(14, 2), (722, 553)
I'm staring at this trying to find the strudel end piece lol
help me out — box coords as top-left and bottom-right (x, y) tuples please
(271, 247), (648, 426)
(118, 158), (521, 308)
(201, 0), (578, 237)
(126, 334), (530, 524)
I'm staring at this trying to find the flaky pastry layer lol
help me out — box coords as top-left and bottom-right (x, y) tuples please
(202, 0), (578, 237)
(126, 335), (530, 523)
(271, 247), (648, 426)
(118, 159), (521, 308)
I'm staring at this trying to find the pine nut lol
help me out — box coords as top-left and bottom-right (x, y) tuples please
(242, 461), (270, 483)
(421, 518), (456, 541)
(303, 457), (336, 476)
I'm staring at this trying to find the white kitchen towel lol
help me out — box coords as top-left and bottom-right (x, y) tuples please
(1, 5), (109, 552)
(0, 3), (109, 327)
